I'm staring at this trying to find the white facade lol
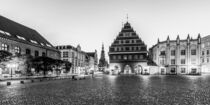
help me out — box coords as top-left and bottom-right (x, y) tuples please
(150, 35), (201, 75)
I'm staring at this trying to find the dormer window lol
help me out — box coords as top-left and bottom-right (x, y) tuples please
(40, 43), (45, 46)
(17, 35), (26, 40)
(0, 30), (5, 34)
(5, 32), (11, 36)
(46, 44), (52, 47)
(30, 40), (38, 44)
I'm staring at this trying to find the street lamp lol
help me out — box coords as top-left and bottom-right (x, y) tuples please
(7, 63), (17, 79)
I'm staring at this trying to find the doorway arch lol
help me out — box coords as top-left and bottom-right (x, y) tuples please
(134, 65), (143, 74)
(124, 65), (132, 74)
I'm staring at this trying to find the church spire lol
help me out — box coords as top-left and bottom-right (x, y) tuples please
(99, 43), (107, 71)
(102, 42), (104, 51)
(126, 14), (128, 22)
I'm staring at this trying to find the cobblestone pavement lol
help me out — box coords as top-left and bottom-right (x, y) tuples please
(1, 74), (210, 105)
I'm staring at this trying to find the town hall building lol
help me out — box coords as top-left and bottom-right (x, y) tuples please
(108, 22), (149, 74)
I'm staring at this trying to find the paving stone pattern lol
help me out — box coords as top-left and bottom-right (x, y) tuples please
(0, 74), (210, 105)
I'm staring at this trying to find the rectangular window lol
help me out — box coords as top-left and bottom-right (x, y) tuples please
(117, 47), (120, 51)
(181, 59), (185, 64)
(128, 55), (132, 60)
(35, 51), (39, 57)
(126, 47), (129, 51)
(118, 55), (121, 59)
(125, 40), (129, 43)
(26, 49), (31, 55)
(63, 59), (68, 61)
(136, 47), (139, 51)
(207, 50), (209, 55)
(171, 59), (175, 65)
(181, 50), (186, 55)
(139, 55), (143, 59)
(113, 55), (116, 60)
(63, 51), (69, 57)
(123, 55), (127, 60)
(42, 52), (46, 57)
(202, 58), (205, 63)
(132, 47), (134, 51)
(14, 46), (21, 54)
(121, 40), (124, 44)
(134, 55), (138, 59)
(160, 51), (165, 56)
(160, 59), (165, 65)
(181, 68), (186, 73)
(115, 47), (117, 51)
(191, 68), (197, 74)
(1, 44), (9, 51)
(207, 58), (209, 63)
(132, 40), (135, 43)
(191, 49), (196, 55)
(171, 68), (176, 73)
(171, 50), (175, 56)
(191, 58), (196, 65)
(202, 51), (205, 55)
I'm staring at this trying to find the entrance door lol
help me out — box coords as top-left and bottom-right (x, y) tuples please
(135, 65), (142, 74)
(124, 65), (131, 74)
(161, 68), (165, 75)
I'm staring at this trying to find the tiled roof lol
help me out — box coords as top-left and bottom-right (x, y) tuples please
(0, 15), (58, 51)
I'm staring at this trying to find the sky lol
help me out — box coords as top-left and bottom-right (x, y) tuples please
(1, 0), (210, 59)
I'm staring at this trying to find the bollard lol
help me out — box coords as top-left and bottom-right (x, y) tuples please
(20, 81), (24, 84)
(7, 82), (11, 86)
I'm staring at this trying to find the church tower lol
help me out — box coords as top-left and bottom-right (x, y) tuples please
(98, 43), (108, 71)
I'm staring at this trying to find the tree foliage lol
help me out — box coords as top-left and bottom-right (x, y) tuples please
(0, 50), (12, 62)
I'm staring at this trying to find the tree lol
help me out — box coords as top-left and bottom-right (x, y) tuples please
(32, 56), (55, 76)
(54, 60), (72, 74)
(0, 50), (12, 62)
(63, 61), (72, 73)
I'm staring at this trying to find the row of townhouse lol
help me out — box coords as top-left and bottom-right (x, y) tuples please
(56, 45), (98, 74)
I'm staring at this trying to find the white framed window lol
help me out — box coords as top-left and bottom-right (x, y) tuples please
(181, 68), (186, 73)
(181, 59), (185, 64)
(171, 59), (175, 65)
(63, 51), (69, 58)
(1, 43), (9, 51)
(14, 46), (21, 54)
(191, 49), (196, 55)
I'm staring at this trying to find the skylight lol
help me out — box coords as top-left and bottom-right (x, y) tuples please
(17, 35), (26, 40)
